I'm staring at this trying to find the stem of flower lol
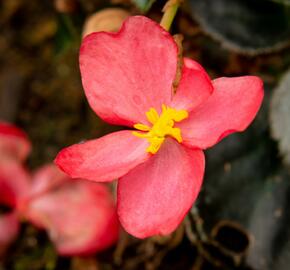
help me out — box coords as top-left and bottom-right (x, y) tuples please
(160, 0), (182, 31)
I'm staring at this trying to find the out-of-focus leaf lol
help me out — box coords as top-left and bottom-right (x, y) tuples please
(200, 80), (290, 270)
(270, 0), (290, 5)
(188, 0), (290, 55)
(196, 83), (290, 269)
(201, 140), (274, 227)
(246, 170), (290, 270)
(273, 240), (290, 270)
(270, 69), (290, 169)
(201, 141), (290, 270)
(132, 0), (156, 13)
(55, 14), (82, 54)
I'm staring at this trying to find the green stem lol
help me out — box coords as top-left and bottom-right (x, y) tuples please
(160, 0), (181, 31)
(62, 14), (80, 42)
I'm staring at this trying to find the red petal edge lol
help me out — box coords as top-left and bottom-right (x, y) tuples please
(80, 16), (178, 126)
(55, 130), (150, 182)
(179, 76), (264, 149)
(0, 122), (31, 162)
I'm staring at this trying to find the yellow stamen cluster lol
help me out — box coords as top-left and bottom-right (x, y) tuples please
(132, 105), (188, 154)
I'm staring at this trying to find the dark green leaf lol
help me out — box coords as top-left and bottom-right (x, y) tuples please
(245, 170), (290, 270)
(196, 84), (290, 269)
(188, 0), (290, 55)
(270, 0), (290, 5)
(270, 69), (290, 169)
(55, 14), (82, 54)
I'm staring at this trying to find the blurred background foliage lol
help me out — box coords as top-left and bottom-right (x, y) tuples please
(0, 0), (290, 269)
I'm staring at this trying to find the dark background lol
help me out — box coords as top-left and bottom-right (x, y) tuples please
(0, 0), (290, 269)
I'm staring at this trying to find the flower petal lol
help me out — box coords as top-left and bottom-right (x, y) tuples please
(80, 16), (178, 126)
(25, 165), (119, 256)
(55, 130), (150, 182)
(117, 139), (205, 238)
(0, 161), (30, 208)
(171, 58), (213, 112)
(178, 76), (264, 149)
(0, 213), (19, 255)
(0, 122), (31, 162)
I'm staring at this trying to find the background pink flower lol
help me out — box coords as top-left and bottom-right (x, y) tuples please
(0, 122), (31, 163)
(0, 122), (119, 256)
(0, 162), (29, 256)
(0, 122), (31, 255)
(23, 164), (119, 256)
(55, 16), (264, 238)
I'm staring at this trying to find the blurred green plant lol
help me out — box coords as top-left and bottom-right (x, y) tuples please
(270, 69), (290, 169)
(188, 0), (290, 55)
(270, 0), (290, 5)
(132, 0), (156, 13)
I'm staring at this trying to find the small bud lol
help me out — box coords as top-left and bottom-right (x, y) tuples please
(82, 8), (130, 38)
(54, 0), (77, 13)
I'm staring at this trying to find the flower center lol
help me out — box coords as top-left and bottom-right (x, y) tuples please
(132, 104), (188, 154)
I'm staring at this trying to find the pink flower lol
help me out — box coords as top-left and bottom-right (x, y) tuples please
(0, 164), (29, 256)
(0, 122), (119, 256)
(0, 122), (31, 163)
(0, 162), (30, 255)
(23, 164), (119, 256)
(0, 122), (30, 255)
(55, 16), (264, 238)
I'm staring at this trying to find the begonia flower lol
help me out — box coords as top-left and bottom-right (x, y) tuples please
(23, 164), (119, 256)
(0, 122), (31, 163)
(0, 161), (30, 255)
(0, 122), (31, 254)
(0, 212), (19, 255)
(55, 16), (264, 238)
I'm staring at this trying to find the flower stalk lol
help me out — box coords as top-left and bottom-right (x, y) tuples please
(160, 0), (182, 31)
